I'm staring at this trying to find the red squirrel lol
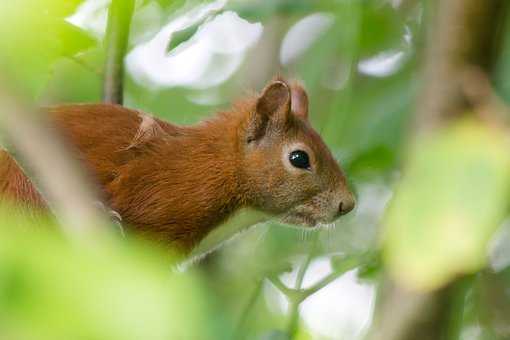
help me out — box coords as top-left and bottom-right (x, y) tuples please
(0, 78), (355, 254)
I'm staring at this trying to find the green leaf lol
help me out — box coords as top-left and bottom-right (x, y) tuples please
(358, 2), (405, 57)
(0, 204), (227, 340)
(382, 119), (510, 291)
(53, 20), (96, 57)
(0, 1), (96, 97)
(166, 16), (214, 54)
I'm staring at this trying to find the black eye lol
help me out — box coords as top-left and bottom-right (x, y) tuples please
(289, 150), (310, 170)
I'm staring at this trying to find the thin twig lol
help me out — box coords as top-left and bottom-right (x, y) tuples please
(287, 300), (301, 338)
(268, 276), (300, 300)
(295, 253), (313, 290)
(265, 236), (365, 338)
(265, 251), (370, 339)
(103, 0), (135, 104)
(269, 253), (367, 302)
(303, 264), (356, 297)
(287, 235), (320, 337)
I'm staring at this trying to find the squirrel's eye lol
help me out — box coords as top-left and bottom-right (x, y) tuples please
(289, 150), (310, 170)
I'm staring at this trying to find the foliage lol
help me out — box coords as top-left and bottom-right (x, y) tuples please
(1, 0), (510, 339)
(0, 205), (227, 340)
(0, 1), (95, 96)
(383, 120), (510, 290)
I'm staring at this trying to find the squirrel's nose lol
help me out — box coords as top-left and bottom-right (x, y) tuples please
(338, 195), (355, 216)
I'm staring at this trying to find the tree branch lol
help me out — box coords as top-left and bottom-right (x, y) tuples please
(103, 0), (135, 105)
(369, 0), (508, 339)
(415, 0), (507, 132)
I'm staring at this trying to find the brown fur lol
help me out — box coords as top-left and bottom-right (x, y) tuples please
(0, 151), (46, 209)
(0, 79), (354, 253)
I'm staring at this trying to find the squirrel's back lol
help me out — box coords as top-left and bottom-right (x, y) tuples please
(47, 104), (181, 189)
(0, 104), (155, 210)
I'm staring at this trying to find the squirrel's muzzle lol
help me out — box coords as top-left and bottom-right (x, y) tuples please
(338, 194), (355, 216)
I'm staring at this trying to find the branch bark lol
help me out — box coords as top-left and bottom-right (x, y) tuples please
(415, 0), (507, 132)
(103, 0), (135, 105)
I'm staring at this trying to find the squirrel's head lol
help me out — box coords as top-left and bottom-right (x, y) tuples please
(240, 79), (355, 227)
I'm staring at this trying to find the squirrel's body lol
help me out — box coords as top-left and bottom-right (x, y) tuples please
(0, 79), (355, 254)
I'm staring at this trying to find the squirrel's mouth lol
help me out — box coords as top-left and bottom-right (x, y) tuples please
(280, 213), (318, 228)
(279, 211), (336, 228)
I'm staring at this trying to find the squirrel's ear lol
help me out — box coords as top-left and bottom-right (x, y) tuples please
(247, 80), (291, 142)
(256, 80), (291, 122)
(291, 83), (308, 120)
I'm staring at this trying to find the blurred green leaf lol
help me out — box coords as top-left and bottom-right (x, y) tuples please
(357, 252), (382, 281)
(0, 1), (96, 96)
(55, 20), (96, 57)
(359, 2), (405, 57)
(0, 204), (227, 340)
(382, 119), (510, 291)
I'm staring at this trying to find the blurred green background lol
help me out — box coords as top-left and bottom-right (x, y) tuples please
(2, 0), (510, 339)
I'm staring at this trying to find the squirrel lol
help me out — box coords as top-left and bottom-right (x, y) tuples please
(0, 78), (355, 254)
